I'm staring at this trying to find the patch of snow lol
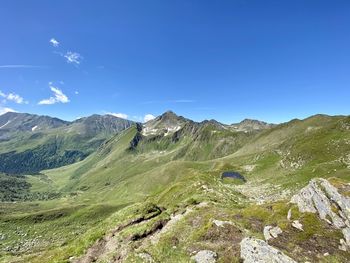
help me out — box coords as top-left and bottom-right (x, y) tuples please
(142, 127), (159, 136)
(0, 120), (11, 129)
(164, 125), (181, 136)
(31, 125), (38, 131)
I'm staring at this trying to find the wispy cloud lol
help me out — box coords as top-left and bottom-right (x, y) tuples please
(107, 112), (128, 119)
(64, 51), (82, 65)
(0, 90), (28, 104)
(142, 99), (196, 104)
(49, 38), (60, 47)
(50, 38), (83, 66)
(38, 83), (70, 105)
(0, 65), (44, 69)
(144, 114), (156, 122)
(0, 107), (16, 115)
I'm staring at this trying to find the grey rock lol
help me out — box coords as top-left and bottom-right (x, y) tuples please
(291, 178), (350, 250)
(191, 250), (217, 263)
(287, 208), (292, 221)
(291, 220), (303, 231)
(339, 239), (348, 251)
(240, 237), (297, 263)
(213, 219), (234, 228)
(263, 226), (282, 241)
(342, 227), (350, 247)
(138, 252), (154, 263)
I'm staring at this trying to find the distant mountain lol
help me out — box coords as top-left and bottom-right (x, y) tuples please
(142, 111), (189, 136)
(0, 112), (134, 174)
(1, 112), (350, 263)
(130, 111), (271, 160)
(229, 118), (274, 132)
(70, 114), (134, 136)
(0, 112), (68, 140)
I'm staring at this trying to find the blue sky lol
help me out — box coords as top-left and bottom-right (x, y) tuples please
(0, 0), (349, 124)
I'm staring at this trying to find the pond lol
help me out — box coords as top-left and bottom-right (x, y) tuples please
(221, 171), (246, 182)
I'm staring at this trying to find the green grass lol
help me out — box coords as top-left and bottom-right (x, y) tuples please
(1, 115), (350, 262)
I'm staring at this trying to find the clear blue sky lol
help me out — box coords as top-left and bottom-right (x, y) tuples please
(0, 0), (349, 123)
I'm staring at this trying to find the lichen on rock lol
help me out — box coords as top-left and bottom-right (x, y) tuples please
(240, 237), (296, 263)
(191, 250), (218, 263)
(263, 226), (282, 241)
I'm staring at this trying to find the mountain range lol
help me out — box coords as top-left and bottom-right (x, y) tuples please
(0, 111), (349, 263)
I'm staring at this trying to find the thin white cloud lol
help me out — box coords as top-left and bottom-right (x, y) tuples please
(49, 38), (60, 47)
(64, 51), (82, 65)
(0, 90), (27, 104)
(107, 112), (128, 119)
(0, 65), (43, 69)
(0, 107), (16, 115)
(75, 91), (79, 95)
(38, 84), (70, 105)
(144, 114), (156, 122)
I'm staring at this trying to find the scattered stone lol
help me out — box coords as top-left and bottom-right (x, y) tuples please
(138, 252), (154, 263)
(213, 219), (233, 228)
(339, 239), (348, 251)
(291, 220), (303, 231)
(287, 208), (292, 221)
(323, 252), (329, 256)
(191, 250), (217, 263)
(263, 226), (282, 241)
(242, 164), (256, 172)
(240, 237), (297, 263)
(342, 227), (350, 247)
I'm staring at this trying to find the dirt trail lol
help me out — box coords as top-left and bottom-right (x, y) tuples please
(72, 208), (163, 263)
(72, 204), (202, 263)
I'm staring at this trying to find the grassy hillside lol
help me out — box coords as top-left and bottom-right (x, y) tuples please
(0, 114), (349, 262)
(0, 113), (134, 175)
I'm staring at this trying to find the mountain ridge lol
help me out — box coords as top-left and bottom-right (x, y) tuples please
(0, 111), (349, 262)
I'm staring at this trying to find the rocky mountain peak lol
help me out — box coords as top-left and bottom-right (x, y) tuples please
(230, 118), (274, 132)
(0, 112), (68, 134)
(142, 111), (189, 136)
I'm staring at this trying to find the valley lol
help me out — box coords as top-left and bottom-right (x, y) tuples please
(0, 111), (349, 262)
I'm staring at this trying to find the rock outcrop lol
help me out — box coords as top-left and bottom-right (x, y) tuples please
(291, 178), (350, 250)
(191, 250), (218, 263)
(240, 237), (296, 263)
(263, 226), (282, 241)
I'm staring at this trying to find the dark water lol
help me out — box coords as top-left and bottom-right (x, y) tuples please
(221, 171), (246, 182)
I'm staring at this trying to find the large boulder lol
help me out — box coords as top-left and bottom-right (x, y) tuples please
(240, 237), (296, 263)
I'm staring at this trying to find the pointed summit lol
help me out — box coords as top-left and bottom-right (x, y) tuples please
(142, 110), (189, 136)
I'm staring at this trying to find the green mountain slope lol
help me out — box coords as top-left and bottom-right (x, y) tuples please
(0, 112), (349, 262)
(0, 112), (134, 174)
